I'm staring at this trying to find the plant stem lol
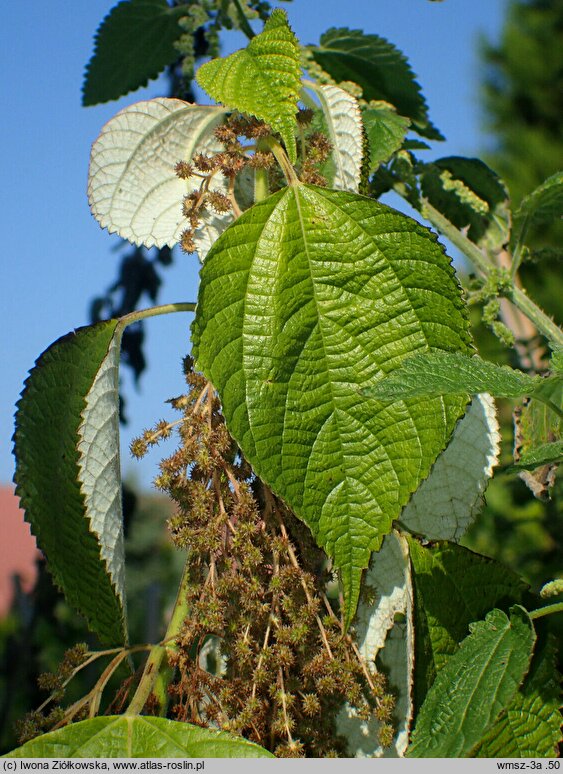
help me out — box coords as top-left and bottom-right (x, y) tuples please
(420, 198), (563, 348)
(507, 285), (563, 349)
(510, 215), (530, 281)
(232, 0), (256, 40)
(299, 83), (321, 112)
(529, 602), (563, 620)
(421, 198), (492, 279)
(117, 302), (196, 332)
(126, 558), (192, 716)
(262, 137), (299, 187)
(254, 168), (269, 202)
(254, 139), (272, 202)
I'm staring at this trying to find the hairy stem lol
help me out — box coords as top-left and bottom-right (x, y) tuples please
(420, 199), (563, 348)
(118, 302), (197, 332)
(507, 285), (563, 349)
(262, 137), (299, 187)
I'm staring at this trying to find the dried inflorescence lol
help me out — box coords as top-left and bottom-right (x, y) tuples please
(15, 643), (89, 744)
(172, 110), (334, 255)
(131, 357), (396, 757)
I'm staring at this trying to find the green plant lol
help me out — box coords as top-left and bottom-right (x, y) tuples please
(6, 1), (562, 759)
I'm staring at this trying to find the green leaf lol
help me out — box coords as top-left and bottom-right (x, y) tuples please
(309, 28), (443, 140)
(341, 397), (500, 754)
(306, 83), (364, 192)
(400, 393), (500, 541)
(407, 606), (536, 758)
(473, 634), (562, 758)
(421, 156), (510, 250)
(338, 533), (413, 756)
(196, 10), (301, 163)
(511, 440), (563, 470)
(362, 103), (410, 174)
(82, 0), (185, 106)
(13, 321), (127, 645)
(366, 351), (545, 400)
(5, 716), (273, 758)
(514, 382), (562, 499)
(550, 347), (563, 374)
(191, 184), (471, 623)
(407, 539), (526, 713)
(512, 171), (563, 249)
(88, 98), (228, 258)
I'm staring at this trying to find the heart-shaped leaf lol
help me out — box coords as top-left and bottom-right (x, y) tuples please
(13, 321), (127, 644)
(88, 98), (228, 257)
(192, 184), (471, 622)
(5, 716), (273, 758)
(196, 10), (301, 163)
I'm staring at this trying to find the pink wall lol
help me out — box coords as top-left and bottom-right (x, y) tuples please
(0, 486), (41, 617)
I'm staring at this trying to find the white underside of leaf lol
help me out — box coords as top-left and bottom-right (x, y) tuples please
(88, 98), (230, 256)
(340, 395), (499, 755)
(77, 333), (126, 629)
(308, 83), (363, 192)
(400, 393), (500, 541)
(338, 533), (413, 757)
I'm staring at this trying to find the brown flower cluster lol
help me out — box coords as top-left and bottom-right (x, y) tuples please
(131, 358), (396, 756)
(15, 644), (89, 744)
(173, 111), (335, 255)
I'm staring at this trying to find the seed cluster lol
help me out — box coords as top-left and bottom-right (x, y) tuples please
(173, 111), (334, 256)
(131, 358), (396, 757)
(15, 644), (89, 744)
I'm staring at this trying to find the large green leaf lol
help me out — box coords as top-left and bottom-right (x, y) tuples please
(407, 606), (536, 758)
(309, 28), (442, 140)
(5, 716), (273, 758)
(13, 322), (126, 644)
(192, 184), (471, 622)
(196, 10), (301, 163)
(473, 634), (562, 758)
(82, 0), (185, 106)
(407, 539), (526, 713)
(88, 98), (228, 258)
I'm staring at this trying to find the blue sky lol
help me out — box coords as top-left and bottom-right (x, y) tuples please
(1, 0), (507, 489)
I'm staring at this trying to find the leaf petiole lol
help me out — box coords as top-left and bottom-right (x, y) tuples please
(529, 602), (563, 620)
